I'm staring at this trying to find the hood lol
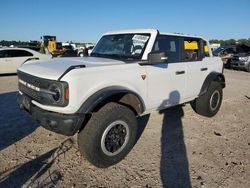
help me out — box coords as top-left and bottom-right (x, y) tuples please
(237, 44), (250, 53)
(18, 57), (125, 80)
(234, 53), (249, 57)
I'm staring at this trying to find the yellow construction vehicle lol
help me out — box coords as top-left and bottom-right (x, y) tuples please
(40, 35), (64, 56)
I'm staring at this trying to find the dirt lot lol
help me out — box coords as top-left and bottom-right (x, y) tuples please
(0, 69), (249, 188)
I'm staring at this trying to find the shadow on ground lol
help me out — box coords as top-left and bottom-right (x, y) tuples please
(160, 105), (191, 188)
(159, 90), (191, 188)
(136, 114), (150, 143)
(134, 91), (191, 187)
(0, 91), (37, 151)
(245, 95), (250, 100)
(0, 138), (73, 187)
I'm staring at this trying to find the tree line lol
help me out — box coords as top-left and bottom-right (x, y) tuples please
(0, 40), (91, 47)
(1, 38), (250, 47)
(209, 38), (250, 46)
(0, 40), (32, 47)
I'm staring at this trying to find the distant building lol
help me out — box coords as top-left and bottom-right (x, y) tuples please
(210, 43), (221, 51)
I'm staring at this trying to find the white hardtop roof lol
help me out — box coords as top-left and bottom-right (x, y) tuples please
(104, 29), (158, 35)
(104, 28), (205, 40)
(160, 32), (203, 39)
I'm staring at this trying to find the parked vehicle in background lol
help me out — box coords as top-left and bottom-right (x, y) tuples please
(213, 45), (236, 56)
(78, 45), (95, 57)
(17, 29), (225, 168)
(61, 44), (78, 57)
(77, 47), (89, 57)
(0, 48), (51, 74)
(213, 44), (250, 71)
(87, 45), (94, 55)
(210, 43), (221, 51)
(213, 46), (236, 66)
(230, 44), (250, 72)
(62, 42), (76, 50)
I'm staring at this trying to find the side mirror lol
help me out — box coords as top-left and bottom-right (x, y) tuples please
(148, 51), (168, 64)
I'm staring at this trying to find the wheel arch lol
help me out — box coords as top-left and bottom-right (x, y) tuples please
(199, 72), (225, 96)
(77, 86), (145, 115)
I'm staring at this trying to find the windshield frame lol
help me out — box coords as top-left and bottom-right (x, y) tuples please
(91, 33), (151, 61)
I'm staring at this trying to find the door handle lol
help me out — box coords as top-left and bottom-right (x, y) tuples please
(175, 70), (185, 75)
(200, 68), (208, 71)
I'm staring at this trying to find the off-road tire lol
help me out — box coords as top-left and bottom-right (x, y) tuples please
(77, 102), (138, 168)
(191, 81), (223, 117)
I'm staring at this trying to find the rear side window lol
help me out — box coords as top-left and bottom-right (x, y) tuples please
(181, 38), (203, 61)
(152, 35), (180, 63)
(203, 40), (210, 57)
(7, 50), (33, 57)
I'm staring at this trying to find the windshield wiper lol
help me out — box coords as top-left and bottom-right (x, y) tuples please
(91, 53), (137, 60)
(106, 53), (123, 58)
(91, 53), (122, 59)
(90, 52), (102, 57)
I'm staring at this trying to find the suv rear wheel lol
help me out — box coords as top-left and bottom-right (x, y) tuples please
(191, 81), (223, 117)
(77, 102), (138, 168)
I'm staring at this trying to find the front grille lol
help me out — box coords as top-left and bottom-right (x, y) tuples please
(17, 71), (53, 102)
(18, 82), (41, 101)
(232, 56), (239, 61)
(230, 61), (239, 65)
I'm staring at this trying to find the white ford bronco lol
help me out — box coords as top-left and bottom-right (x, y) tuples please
(17, 29), (225, 167)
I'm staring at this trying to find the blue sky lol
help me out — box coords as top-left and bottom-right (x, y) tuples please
(1, 0), (250, 42)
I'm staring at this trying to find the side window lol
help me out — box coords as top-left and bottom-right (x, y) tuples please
(181, 38), (203, 61)
(203, 40), (210, 57)
(152, 35), (180, 63)
(8, 50), (33, 57)
(0, 50), (8, 58)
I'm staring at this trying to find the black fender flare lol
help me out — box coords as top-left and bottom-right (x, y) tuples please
(199, 72), (225, 96)
(77, 86), (145, 115)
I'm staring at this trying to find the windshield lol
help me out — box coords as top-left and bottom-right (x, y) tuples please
(91, 34), (150, 60)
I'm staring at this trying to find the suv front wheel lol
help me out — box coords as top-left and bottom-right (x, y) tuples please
(77, 102), (138, 168)
(191, 81), (223, 117)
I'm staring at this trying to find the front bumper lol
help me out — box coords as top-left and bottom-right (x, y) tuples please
(18, 94), (84, 136)
(230, 61), (248, 69)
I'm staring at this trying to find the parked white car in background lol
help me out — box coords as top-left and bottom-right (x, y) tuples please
(0, 48), (52, 74)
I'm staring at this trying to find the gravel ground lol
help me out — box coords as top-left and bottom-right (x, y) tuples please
(0, 69), (249, 188)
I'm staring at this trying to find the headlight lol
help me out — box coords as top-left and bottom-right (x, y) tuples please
(39, 81), (69, 106)
(239, 57), (248, 61)
(49, 84), (61, 102)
